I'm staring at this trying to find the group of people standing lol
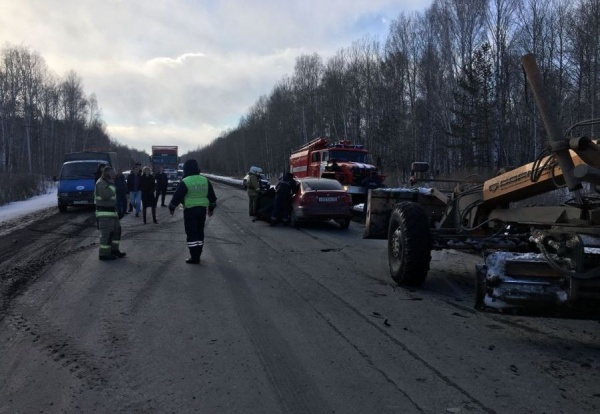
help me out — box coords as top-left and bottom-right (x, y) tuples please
(246, 166), (297, 226)
(94, 159), (217, 264)
(108, 163), (172, 224)
(126, 164), (159, 224)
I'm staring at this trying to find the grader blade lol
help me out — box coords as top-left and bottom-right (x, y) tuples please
(476, 252), (570, 311)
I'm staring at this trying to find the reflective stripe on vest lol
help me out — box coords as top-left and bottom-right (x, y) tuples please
(96, 195), (116, 201)
(183, 175), (209, 208)
(96, 211), (117, 218)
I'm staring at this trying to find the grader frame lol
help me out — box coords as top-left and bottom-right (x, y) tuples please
(365, 54), (600, 311)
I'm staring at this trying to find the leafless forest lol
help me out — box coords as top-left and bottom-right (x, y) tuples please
(2, 0), (600, 191)
(0, 48), (147, 177)
(187, 0), (600, 185)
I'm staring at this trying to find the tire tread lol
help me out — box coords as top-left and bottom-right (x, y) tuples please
(387, 202), (432, 286)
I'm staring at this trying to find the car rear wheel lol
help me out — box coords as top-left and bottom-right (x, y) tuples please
(291, 210), (299, 228)
(387, 202), (431, 286)
(335, 218), (350, 229)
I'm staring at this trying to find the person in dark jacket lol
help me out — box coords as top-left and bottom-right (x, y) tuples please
(270, 173), (297, 226)
(127, 164), (142, 217)
(361, 170), (382, 190)
(154, 166), (169, 207)
(94, 163), (107, 183)
(168, 159), (217, 264)
(114, 169), (128, 218)
(246, 166), (262, 216)
(140, 166), (157, 224)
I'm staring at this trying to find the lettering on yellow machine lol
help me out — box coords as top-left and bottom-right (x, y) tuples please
(483, 150), (585, 206)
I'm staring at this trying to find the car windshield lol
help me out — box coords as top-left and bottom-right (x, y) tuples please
(60, 161), (98, 179)
(302, 179), (343, 191)
(329, 150), (368, 163)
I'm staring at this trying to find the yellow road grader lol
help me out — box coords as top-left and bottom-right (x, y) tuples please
(365, 54), (600, 312)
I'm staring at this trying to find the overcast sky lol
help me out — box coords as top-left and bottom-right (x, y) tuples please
(0, 0), (432, 155)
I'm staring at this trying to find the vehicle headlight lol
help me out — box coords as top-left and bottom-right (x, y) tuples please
(59, 192), (69, 197)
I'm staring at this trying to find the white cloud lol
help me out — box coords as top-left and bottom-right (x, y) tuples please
(0, 0), (432, 155)
(147, 53), (207, 69)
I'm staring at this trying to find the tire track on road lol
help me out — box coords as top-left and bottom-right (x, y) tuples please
(214, 198), (485, 413)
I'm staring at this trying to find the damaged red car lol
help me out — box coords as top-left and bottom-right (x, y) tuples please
(291, 178), (353, 229)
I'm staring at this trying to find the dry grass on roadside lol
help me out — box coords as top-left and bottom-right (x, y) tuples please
(0, 173), (52, 206)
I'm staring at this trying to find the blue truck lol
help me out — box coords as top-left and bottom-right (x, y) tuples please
(55, 151), (118, 213)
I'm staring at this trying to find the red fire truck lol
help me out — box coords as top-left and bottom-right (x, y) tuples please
(289, 137), (383, 203)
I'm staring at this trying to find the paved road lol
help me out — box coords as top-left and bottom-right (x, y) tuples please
(0, 181), (598, 413)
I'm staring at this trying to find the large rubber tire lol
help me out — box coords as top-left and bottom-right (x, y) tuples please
(387, 202), (432, 286)
(58, 204), (67, 213)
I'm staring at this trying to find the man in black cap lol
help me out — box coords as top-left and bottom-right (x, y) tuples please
(168, 159), (217, 264)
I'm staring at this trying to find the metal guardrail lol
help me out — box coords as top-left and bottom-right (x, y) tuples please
(203, 174), (244, 188)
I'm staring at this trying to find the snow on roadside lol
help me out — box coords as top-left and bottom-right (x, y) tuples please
(0, 186), (59, 237)
(0, 177), (240, 227)
(0, 178), (241, 236)
(0, 186), (58, 224)
(0, 175), (364, 235)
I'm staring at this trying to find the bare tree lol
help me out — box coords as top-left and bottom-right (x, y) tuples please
(385, 12), (423, 178)
(292, 53), (323, 143)
(16, 47), (48, 173)
(568, 0), (600, 136)
(59, 71), (88, 153)
(484, 0), (517, 168)
(0, 47), (22, 172)
(320, 50), (349, 142)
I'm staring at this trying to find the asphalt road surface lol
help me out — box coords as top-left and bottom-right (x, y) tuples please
(0, 181), (598, 413)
